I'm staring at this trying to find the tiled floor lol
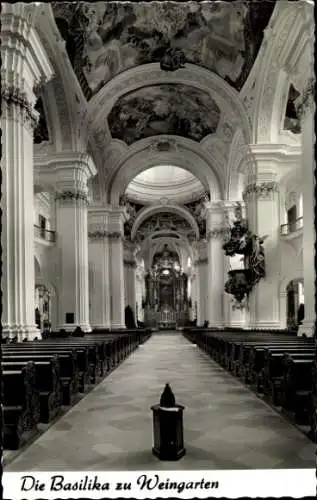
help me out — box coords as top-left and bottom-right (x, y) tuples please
(5, 332), (315, 471)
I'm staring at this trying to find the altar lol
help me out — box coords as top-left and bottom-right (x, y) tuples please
(143, 245), (190, 329)
(159, 307), (177, 329)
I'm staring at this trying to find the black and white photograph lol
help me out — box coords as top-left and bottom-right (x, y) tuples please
(1, 1), (316, 498)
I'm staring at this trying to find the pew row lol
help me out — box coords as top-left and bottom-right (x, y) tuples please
(2, 329), (152, 450)
(183, 328), (315, 441)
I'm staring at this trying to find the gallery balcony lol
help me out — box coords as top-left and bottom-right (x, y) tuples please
(34, 224), (56, 245)
(280, 217), (303, 240)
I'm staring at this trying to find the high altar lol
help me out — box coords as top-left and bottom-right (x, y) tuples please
(144, 245), (189, 329)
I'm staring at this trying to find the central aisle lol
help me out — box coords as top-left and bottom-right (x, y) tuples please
(6, 333), (314, 471)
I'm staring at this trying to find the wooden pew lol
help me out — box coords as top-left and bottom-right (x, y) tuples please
(3, 349), (77, 405)
(2, 329), (152, 451)
(2, 359), (61, 423)
(281, 356), (314, 424)
(263, 348), (315, 403)
(3, 365), (39, 449)
(183, 328), (315, 439)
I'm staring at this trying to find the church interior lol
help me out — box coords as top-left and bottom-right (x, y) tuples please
(2, 1), (316, 472)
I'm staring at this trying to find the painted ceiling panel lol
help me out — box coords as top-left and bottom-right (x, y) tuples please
(53, 1), (275, 99)
(108, 84), (220, 144)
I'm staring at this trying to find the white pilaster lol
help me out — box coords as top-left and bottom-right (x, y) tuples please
(53, 154), (96, 332)
(1, 4), (54, 340)
(206, 202), (225, 327)
(243, 151), (282, 328)
(108, 208), (126, 329)
(88, 210), (111, 329)
(297, 80), (315, 336)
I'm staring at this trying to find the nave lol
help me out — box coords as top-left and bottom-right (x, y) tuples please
(5, 333), (314, 471)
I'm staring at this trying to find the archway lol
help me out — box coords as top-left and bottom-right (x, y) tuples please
(108, 138), (222, 205)
(286, 278), (304, 331)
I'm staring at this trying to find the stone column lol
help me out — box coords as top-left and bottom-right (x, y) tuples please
(296, 80), (315, 336)
(243, 155), (281, 329)
(108, 208), (126, 329)
(189, 273), (197, 321)
(1, 4), (54, 340)
(88, 210), (111, 330)
(135, 267), (145, 322)
(206, 202), (225, 327)
(194, 241), (208, 326)
(54, 154), (97, 332)
(123, 241), (138, 319)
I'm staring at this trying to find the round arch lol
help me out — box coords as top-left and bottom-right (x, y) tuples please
(131, 204), (200, 241)
(87, 63), (251, 144)
(108, 136), (222, 205)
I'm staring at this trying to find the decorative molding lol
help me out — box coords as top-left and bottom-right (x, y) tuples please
(243, 182), (279, 201)
(1, 85), (39, 130)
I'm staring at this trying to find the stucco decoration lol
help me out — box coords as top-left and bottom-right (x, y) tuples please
(108, 84), (220, 145)
(52, 1), (275, 98)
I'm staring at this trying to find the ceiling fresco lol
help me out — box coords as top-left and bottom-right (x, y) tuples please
(108, 84), (220, 144)
(53, 1), (275, 99)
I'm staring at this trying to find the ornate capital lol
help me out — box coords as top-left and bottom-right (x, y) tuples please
(1, 85), (39, 130)
(88, 230), (109, 241)
(295, 77), (315, 119)
(55, 190), (89, 206)
(243, 182), (279, 201)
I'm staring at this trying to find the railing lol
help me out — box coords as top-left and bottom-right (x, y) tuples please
(34, 225), (56, 243)
(280, 217), (303, 236)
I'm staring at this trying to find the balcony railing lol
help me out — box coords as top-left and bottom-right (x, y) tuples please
(34, 225), (56, 243)
(280, 217), (303, 236)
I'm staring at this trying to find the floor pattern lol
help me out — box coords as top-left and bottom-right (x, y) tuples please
(5, 332), (315, 471)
